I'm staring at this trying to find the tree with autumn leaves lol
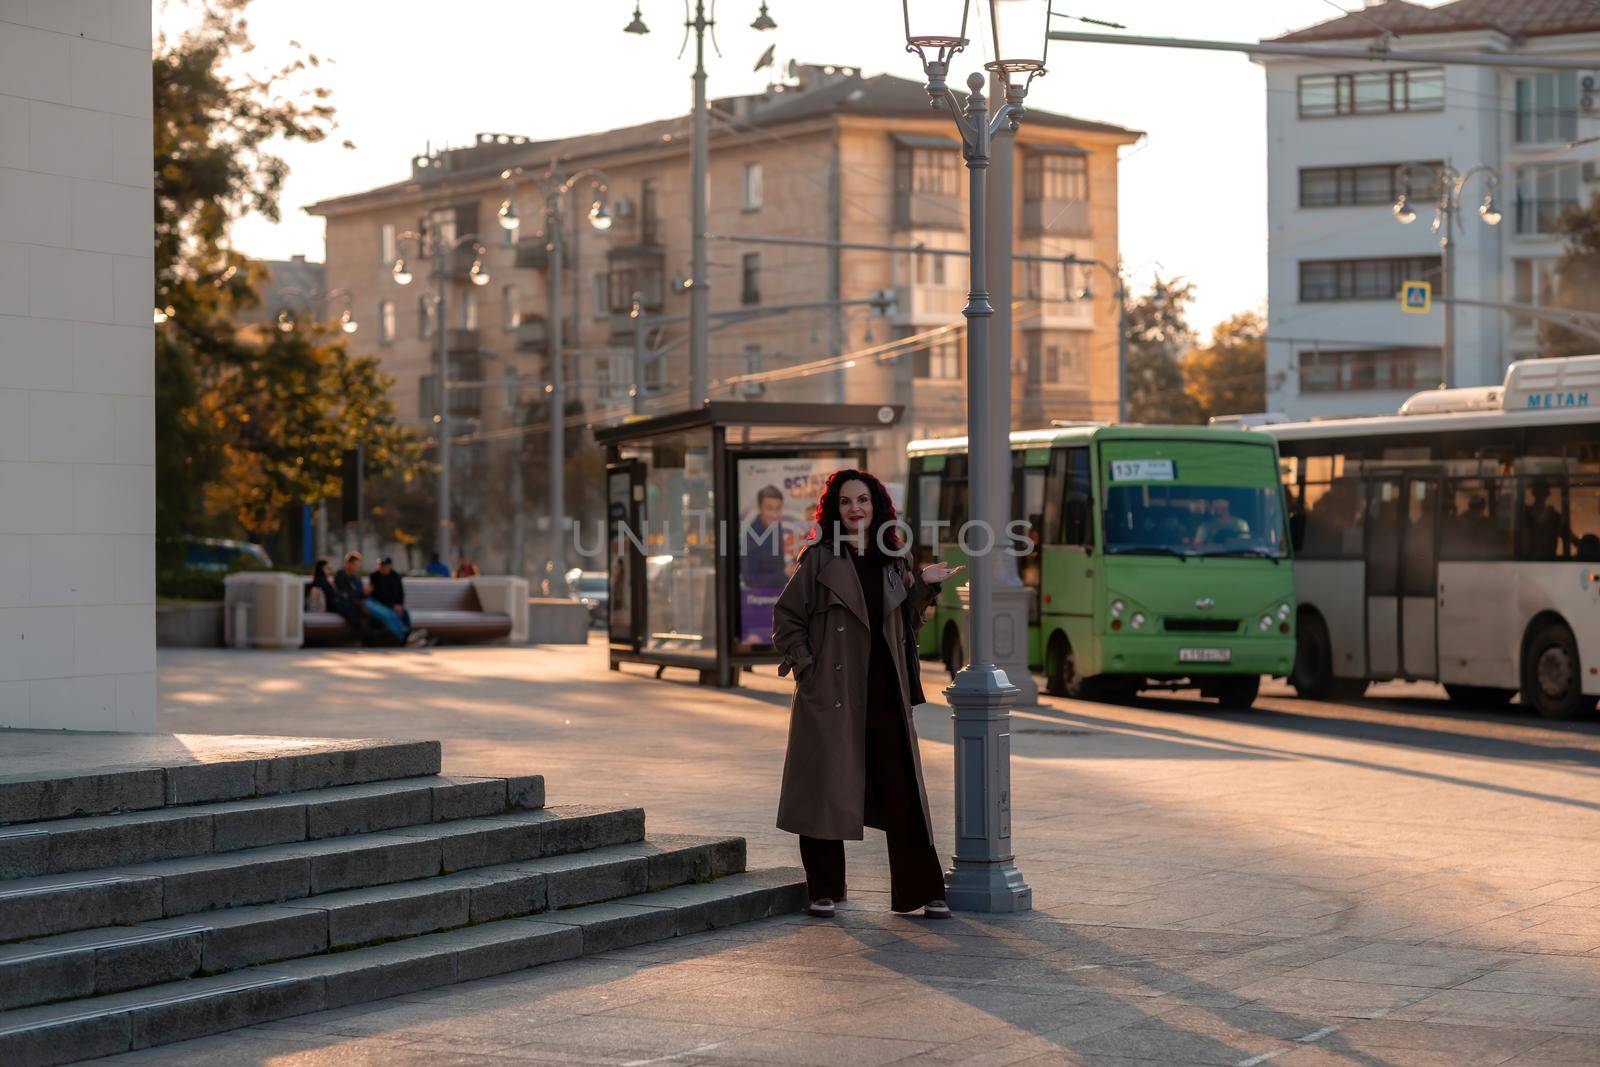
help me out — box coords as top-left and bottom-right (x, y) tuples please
(1121, 275), (1265, 425)
(154, 0), (420, 567)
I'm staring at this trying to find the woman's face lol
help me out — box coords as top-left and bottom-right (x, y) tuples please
(838, 479), (873, 536)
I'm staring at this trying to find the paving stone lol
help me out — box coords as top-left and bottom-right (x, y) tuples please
(0, 827), (49, 879)
(125, 972), (326, 1050)
(305, 835), (442, 894)
(46, 810), (215, 874)
(0, 874), (163, 941)
(537, 900), (677, 955)
(0, 1006), (132, 1065)
(429, 776), (509, 822)
(0, 769), (168, 826)
(208, 798), (305, 852)
(450, 918), (584, 982)
(312, 883), (471, 949)
(93, 927), (206, 995)
(542, 853), (649, 909)
(165, 760), (259, 807)
(149, 906), (329, 973)
(505, 774), (545, 811)
(274, 938), (461, 1009)
(463, 867), (548, 922)
(147, 851), (312, 916)
(254, 740), (441, 797)
(305, 784), (432, 840)
(0, 934), (96, 1009)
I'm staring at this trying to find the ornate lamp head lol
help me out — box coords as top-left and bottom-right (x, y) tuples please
(902, 0), (973, 88)
(984, 0), (1051, 94)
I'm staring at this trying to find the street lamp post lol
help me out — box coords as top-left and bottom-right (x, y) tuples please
(391, 227), (491, 564)
(498, 167), (612, 596)
(903, 0), (1048, 914)
(623, 3), (777, 409)
(1394, 163), (1501, 389)
(273, 287), (359, 336)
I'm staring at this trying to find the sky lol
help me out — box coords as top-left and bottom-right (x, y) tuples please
(162, 0), (1355, 337)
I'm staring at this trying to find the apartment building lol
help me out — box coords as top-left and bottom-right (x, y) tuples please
(306, 64), (1138, 569)
(1258, 0), (1600, 419)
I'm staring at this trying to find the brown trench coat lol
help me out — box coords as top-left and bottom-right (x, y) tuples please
(771, 542), (941, 844)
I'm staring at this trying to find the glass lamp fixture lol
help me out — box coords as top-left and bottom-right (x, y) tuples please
(983, 0), (1051, 91)
(1392, 196), (1415, 224)
(498, 198), (520, 231)
(588, 200), (613, 231)
(276, 309), (294, 333)
(1479, 194), (1502, 226)
(153, 307), (168, 324)
(340, 308), (359, 333)
(751, 2), (777, 30)
(469, 259), (490, 286)
(623, 3), (648, 34)
(392, 258), (413, 285)
(901, 0), (973, 76)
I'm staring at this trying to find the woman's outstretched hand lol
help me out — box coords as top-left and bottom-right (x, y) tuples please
(921, 561), (965, 584)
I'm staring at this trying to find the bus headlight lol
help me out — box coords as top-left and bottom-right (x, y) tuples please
(1130, 613), (1147, 630)
(1258, 615), (1273, 631)
(1110, 599), (1126, 618)
(1276, 603), (1292, 621)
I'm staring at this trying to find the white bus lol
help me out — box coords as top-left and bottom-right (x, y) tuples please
(1262, 355), (1600, 720)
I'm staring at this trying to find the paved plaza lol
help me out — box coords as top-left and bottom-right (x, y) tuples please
(109, 635), (1600, 1065)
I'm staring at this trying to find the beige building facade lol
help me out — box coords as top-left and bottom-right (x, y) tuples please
(308, 65), (1138, 572)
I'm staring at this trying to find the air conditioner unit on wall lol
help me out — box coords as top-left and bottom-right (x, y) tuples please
(1585, 161), (1598, 183)
(1583, 74), (1598, 92)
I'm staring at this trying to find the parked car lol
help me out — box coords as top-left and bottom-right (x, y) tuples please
(182, 538), (273, 572)
(566, 568), (609, 628)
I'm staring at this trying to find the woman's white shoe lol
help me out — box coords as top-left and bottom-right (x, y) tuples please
(923, 900), (952, 919)
(807, 898), (836, 917)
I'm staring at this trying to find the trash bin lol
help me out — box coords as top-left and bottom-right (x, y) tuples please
(229, 602), (252, 649)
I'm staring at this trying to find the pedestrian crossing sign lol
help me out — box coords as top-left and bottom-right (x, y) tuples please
(1400, 280), (1431, 313)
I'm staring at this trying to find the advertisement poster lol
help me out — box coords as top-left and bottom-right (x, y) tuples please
(734, 457), (836, 648)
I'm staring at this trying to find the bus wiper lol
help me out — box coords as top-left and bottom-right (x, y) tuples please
(1107, 545), (1190, 561)
(1196, 547), (1283, 564)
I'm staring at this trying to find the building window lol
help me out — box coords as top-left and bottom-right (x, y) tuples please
(419, 373), (438, 420)
(1299, 256), (1441, 302)
(460, 288), (477, 331)
(741, 162), (763, 211)
(741, 253), (761, 306)
(380, 223), (397, 266)
(1297, 67), (1444, 118)
(418, 295), (436, 339)
(893, 144), (963, 229)
(1299, 348), (1441, 393)
(592, 270), (610, 318)
(596, 356), (612, 402)
(378, 300), (396, 345)
(501, 284), (519, 330)
(1023, 153), (1087, 202)
(914, 335), (962, 380)
(1516, 73), (1578, 144)
(1513, 258), (1560, 330)
(640, 179), (659, 244)
(1299, 161), (1442, 208)
(1515, 164), (1580, 235)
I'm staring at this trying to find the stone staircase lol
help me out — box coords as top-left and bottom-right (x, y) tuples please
(0, 735), (804, 1065)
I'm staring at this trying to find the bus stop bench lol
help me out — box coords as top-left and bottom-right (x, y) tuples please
(304, 578), (515, 645)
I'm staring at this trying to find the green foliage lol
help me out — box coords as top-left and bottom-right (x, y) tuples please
(1183, 311), (1267, 423)
(155, 556), (267, 603)
(1539, 192), (1600, 359)
(153, 2), (420, 560)
(1124, 275), (1201, 425)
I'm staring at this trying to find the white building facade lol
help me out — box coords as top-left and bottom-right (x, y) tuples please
(0, 3), (156, 730)
(1258, 1), (1600, 420)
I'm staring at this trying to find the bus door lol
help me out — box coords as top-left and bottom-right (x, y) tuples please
(1041, 445), (1095, 628)
(1365, 474), (1440, 679)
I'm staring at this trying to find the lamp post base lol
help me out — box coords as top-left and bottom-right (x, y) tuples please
(943, 662), (1031, 914)
(991, 582), (1039, 706)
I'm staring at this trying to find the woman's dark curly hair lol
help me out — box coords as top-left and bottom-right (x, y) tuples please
(807, 468), (905, 563)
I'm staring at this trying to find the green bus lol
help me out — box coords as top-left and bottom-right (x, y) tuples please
(905, 424), (1296, 709)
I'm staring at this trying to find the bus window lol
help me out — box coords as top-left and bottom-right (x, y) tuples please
(1300, 478), (1365, 559)
(1440, 478), (1514, 561)
(1102, 482), (1285, 558)
(1515, 476), (1600, 561)
(1063, 448), (1093, 547)
(914, 470), (942, 564)
(1403, 479), (1440, 597)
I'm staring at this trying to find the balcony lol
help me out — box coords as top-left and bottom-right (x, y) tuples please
(445, 328), (479, 354)
(515, 317), (547, 352)
(1021, 199), (1090, 238)
(893, 191), (963, 232)
(891, 284), (967, 327)
(514, 238), (549, 270)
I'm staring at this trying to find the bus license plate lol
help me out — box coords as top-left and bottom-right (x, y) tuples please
(1179, 648), (1231, 663)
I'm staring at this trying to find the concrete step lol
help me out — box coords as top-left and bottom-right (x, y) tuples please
(0, 735), (443, 826)
(0, 834), (745, 1011)
(0, 868), (806, 1066)
(0, 774), (545, 880)
(0, 805), (644, 942)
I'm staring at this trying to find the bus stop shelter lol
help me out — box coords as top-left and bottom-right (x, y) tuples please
(595, 402), (905, 688)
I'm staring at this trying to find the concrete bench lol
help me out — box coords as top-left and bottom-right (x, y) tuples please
(304, 577), (526, 646)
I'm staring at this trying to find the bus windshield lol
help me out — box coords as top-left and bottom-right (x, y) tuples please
(1103, 484), (1288, 559)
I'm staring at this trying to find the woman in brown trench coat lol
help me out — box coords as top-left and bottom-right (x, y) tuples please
(772, 469), (964, 918)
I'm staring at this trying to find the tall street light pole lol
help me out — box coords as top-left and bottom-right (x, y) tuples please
(1061, 253), (1128, 420)
(624, 2), (777, 409)
(391, 227), (491, 564)
(904, 0), (1048, 914)
(1394, 163), (1502, 389)
(498, 167), (612, 596)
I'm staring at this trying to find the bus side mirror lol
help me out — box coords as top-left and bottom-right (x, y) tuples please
(1289, 513), (1307, 553)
